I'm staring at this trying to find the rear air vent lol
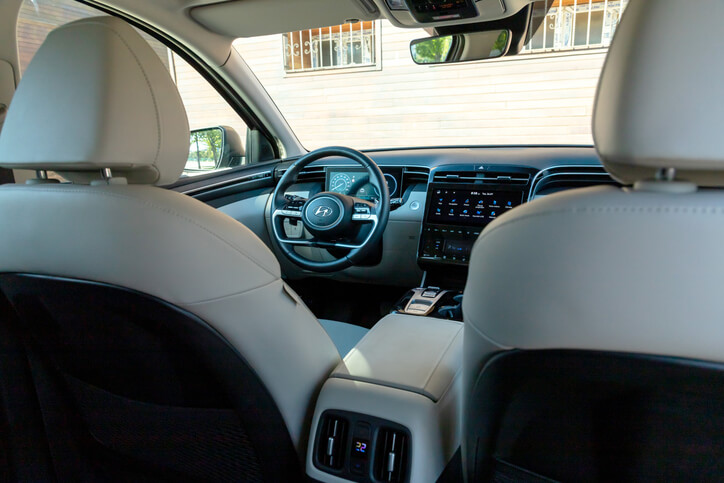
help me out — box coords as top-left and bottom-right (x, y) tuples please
(433, 170), (530, 185)
(316, 414), (348, 470)
(374, 428), (409, 482)
(529, 165), (619, 200)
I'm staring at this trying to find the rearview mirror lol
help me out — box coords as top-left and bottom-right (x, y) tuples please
(410, 29), (511, 65)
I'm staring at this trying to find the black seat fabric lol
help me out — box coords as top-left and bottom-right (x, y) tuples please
(466, 350), (724, 482)
(0, 273), (301, 482)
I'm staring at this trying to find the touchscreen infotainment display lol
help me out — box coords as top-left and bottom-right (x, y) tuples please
(426, 188), (523, 226)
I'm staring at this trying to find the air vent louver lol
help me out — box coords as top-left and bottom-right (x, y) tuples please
(275, 165), (326, 182)
(433, 170), (530, 184)
(374, 428), (409, 482)
(530, 165), (618, 200)
(316, 415), (348, 470)
(403, 167), (431, 183)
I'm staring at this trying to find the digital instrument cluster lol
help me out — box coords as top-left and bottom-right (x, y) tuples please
(326, 167), (401, 200)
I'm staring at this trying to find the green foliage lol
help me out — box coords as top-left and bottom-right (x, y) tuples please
(491, 31), (509, 57)
(187, 128), (223, 170)
(412, 36), (453, 64)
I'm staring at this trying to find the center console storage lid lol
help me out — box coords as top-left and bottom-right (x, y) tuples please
(331, 313), (463, 402)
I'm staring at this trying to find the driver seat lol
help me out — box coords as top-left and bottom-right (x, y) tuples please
(0, 16), (362, 481)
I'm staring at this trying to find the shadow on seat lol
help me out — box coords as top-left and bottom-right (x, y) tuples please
(467, 350), (724, 482)
(0, 273), (299, 481)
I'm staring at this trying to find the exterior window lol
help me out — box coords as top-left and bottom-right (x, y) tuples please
(283, 21), (378, 73)
(523, 0), (629, 53)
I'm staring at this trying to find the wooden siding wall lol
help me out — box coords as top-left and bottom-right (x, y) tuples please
(169, 54), (249, 141)
(233, 20), (605, 150)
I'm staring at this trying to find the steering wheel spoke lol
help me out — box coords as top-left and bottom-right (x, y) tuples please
(273, 208), (303, 218)
(351, 199), (378, 223)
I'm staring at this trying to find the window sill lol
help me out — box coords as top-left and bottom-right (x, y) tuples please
(282, 63), (382, 78)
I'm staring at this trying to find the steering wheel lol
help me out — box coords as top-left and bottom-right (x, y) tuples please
(271, 146), (390, 272)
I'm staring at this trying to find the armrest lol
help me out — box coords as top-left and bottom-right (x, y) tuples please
(332, 313), (463, 402)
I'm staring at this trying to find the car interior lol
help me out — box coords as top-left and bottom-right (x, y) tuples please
(1, 0), (723, 481)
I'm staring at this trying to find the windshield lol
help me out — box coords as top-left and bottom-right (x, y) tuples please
(234, 0), (628, 150)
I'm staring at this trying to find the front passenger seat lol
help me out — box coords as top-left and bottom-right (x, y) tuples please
(0, 16), (357, 481)
(462, 0), (724, 481)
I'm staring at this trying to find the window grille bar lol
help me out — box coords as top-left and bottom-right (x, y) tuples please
(571, 0), (577, 49)
(299, 30), (305, 70)
(586, 0), (592, 45)
(290, 33), (295, 71)
(602, 0), (609, 46)
(283, 21), (378, 73)
(522, 0), (626, 54)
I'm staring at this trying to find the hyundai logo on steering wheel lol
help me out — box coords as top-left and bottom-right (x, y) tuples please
(314, 206), (333, 217)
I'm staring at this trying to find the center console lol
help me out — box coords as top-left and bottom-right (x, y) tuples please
(385, 166), (537, 321)
(306, 314), (463, 483)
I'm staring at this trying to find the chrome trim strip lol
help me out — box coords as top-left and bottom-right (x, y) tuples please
(179, 171), (273, 196)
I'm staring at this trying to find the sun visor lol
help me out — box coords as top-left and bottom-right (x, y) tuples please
(191, 0), (380, 38)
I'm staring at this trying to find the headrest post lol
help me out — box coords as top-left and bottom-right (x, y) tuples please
(101, 168), (113, 180)
(656, 168), (677, 182)
(35, 170), (48, 180)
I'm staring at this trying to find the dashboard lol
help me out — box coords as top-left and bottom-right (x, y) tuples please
(251, 146), (618, 286)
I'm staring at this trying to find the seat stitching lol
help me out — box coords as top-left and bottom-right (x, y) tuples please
(476, 204), (724, 247)
(183, 278), (278, 306)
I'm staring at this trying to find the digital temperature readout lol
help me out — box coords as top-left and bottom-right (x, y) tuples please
(351, 439), (370, 459)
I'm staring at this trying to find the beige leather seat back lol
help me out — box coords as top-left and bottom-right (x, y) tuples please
(0, 16), (340, 480)
(462, 0), (724, 480)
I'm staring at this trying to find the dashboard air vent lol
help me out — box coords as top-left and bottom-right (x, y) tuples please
(316, 414), (348, 471)
(433, 170), (530, 185)
(402, 167), (431, 184)
(530, 165), (619, 200)
(275, 165), (326, 183)
(374, 428), (409, 482)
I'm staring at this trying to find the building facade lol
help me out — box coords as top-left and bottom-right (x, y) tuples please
(16, 0), (627, 158)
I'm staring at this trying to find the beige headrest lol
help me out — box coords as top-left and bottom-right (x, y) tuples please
(0, 16), (189, 185)
(593, 0), (724, 187)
